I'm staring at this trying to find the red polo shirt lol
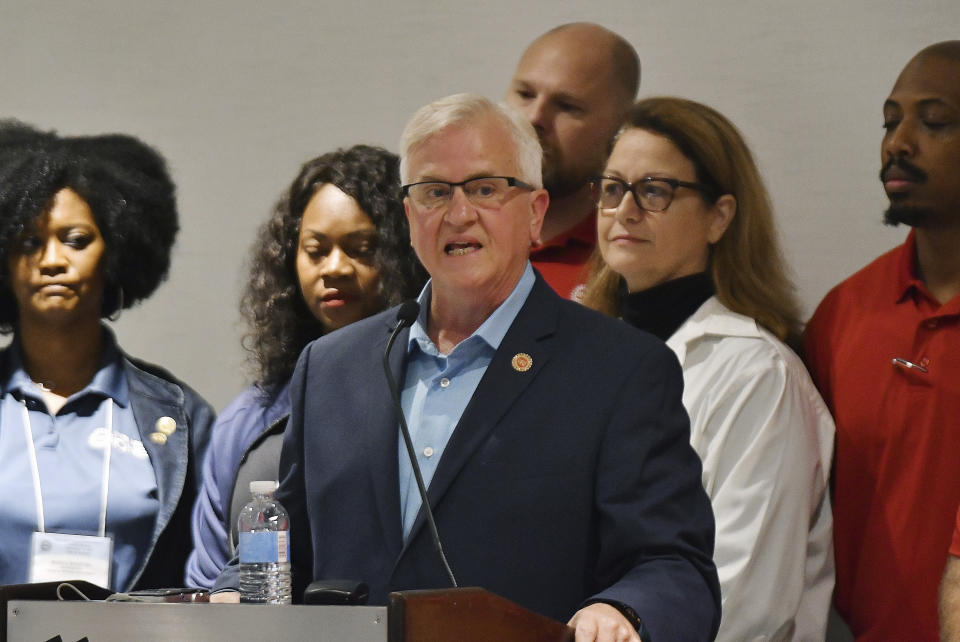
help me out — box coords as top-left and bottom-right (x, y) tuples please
(804, 230), (960, 641)
(530, 211), (596, 301)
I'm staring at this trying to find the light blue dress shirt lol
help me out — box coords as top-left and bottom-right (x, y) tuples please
(398, 263), (535, 540)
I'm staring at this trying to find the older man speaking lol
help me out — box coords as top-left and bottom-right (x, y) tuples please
(217, 94), (719, 642)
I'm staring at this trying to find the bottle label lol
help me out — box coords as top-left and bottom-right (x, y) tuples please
(238, 531), (289, 563)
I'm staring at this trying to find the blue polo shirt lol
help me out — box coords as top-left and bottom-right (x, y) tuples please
(398, 264), (535, 540)
(0, 336), (158, 590)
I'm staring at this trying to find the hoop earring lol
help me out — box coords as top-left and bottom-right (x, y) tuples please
(106, 287), (124, 322)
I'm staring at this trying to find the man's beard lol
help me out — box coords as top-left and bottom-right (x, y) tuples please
(880, 156), (930, 227)
(883, 204), (932, 227)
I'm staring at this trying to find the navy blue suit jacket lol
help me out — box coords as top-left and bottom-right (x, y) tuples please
(274, 277), (720, 639)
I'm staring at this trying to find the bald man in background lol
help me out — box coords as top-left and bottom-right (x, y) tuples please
(506, 23), (639, 300)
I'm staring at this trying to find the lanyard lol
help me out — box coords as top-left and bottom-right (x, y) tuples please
(21, 397), (114, 537)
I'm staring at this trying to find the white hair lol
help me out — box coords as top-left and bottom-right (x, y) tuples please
(399, 93), (543, 188)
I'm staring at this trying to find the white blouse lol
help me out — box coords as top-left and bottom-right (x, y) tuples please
(666, 297), (835, 642)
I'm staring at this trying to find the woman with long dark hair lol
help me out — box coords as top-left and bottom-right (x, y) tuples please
(186, 145), (426, 588)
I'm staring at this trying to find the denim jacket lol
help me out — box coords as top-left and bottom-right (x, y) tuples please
(123, 354), (215, 589)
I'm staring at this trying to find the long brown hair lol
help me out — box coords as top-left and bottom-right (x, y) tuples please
(582, 97), (801, 343)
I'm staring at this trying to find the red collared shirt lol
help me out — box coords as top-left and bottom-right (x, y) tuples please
(804, 230), (960, 641)
(530, 210), (596, 301)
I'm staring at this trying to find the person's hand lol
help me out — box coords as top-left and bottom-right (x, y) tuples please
(209, 590), (241, 603)
(568, 603), (642, 642)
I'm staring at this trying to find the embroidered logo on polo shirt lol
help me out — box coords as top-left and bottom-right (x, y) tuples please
(570, 284), (586, 303)
(87, 428), (149, 459)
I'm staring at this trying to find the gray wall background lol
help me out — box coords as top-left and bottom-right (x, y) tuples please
(2, 0), (957, 410)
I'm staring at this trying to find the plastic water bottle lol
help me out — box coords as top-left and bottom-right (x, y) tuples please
(238, 480), (292, 604)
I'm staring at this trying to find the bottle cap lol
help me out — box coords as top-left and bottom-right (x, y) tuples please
(250, 480), (279, 494)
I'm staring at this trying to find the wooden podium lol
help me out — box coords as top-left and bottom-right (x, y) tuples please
(4, 586), (574, 641)
(390, 587), (574, 641)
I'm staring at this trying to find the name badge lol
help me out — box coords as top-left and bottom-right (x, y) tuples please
(29, 531), (113, 589)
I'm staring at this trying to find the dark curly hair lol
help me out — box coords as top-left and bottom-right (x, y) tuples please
(0, 119), (178, 331)
(243, 144), (427, 392)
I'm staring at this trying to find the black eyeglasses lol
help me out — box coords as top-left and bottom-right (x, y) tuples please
(401, 176), (535, 211)
(589, 176), (717, 213)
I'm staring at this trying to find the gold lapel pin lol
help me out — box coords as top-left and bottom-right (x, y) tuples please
(155, 416), (177, 435)
(511, 352), (533, 372)
(149, 432), (168, 445)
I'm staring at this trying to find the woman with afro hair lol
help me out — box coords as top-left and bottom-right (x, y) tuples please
(186, 145), (426, 589)
(0, 120), (214, 591)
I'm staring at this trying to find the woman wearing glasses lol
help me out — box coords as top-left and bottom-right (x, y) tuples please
(583, 97), (835, 641)
(186, 145), (427, 589)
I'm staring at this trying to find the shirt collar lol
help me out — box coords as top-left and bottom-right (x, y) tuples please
(2, 327), (129, 405)
(891, 229), (960, 310)
(408, 262), (536, 356)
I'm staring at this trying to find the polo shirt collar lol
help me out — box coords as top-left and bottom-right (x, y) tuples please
(892, 229), (960, 311)
(2, 326), (129, 406)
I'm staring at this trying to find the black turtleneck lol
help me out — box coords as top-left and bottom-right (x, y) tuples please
(619, 272), (715, 341)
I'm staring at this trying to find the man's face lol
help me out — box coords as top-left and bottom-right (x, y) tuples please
(881, 54), (960, 227)
(403, 115), (548, 308)
(506, 33), (625, 198)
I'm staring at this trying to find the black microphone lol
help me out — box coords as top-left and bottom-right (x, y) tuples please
(394, 299), (420, 331)
(382, 300), (458, 587)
